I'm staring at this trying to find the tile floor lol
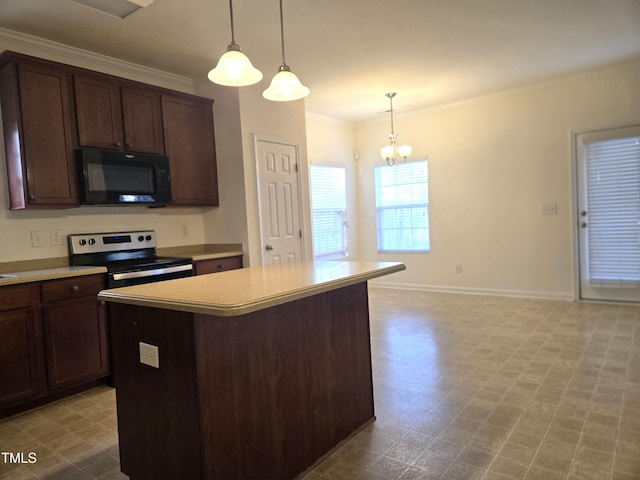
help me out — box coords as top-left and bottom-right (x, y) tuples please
(1, 288), (639, 479)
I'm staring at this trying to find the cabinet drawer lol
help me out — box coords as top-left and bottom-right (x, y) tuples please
(194, 256), (243, 275)
(0, 284), (38, 311)
(41, 275), (104, 303)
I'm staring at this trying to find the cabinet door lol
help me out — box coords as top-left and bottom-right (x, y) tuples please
(0, 63), (78, 208)
(0, 308), (42, 407)
(194, 256), (243, 275)
(0, 283), (42, 408)
(74, 75), (124, 150)
(121, 87), (164, 154)
(162, 95), (219, 206)
(42, 298), (109, 391)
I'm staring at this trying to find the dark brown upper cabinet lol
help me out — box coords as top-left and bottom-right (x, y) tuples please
(121, 87), (164, 154)
(74, 75), (164, 154)
(162, 95), (219, 206)
(0, 60), (78, 209)
(0, 51), (219, 209)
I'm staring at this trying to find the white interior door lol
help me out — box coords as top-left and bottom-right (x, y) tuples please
(576, 125), (640, 302)
(256, 139), (303, 264)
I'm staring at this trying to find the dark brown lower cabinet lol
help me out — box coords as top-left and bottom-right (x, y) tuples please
(0, 274), (110, 417)
(109, 282), (374, 480)
(193, 255), (243, 275)
(42, 297), (108, 391)
(0, 285), (43, 408)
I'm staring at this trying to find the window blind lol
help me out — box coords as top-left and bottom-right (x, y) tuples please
(584, 135), (640, 284)
(310, 165), (347, 258)
(374, 161), (430, 252)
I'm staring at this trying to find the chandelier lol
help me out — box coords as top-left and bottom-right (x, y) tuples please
(380, 92), (412, 166)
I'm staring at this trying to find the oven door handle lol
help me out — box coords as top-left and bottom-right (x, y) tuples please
(111, 264), (193, 281)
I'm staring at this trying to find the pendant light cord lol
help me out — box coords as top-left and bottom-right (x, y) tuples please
(388, 93), (396, 136)
(228, 0), (236, 45)
(279, 0), (287, 65)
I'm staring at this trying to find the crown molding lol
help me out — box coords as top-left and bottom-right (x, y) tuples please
(0, 27), (193, 93)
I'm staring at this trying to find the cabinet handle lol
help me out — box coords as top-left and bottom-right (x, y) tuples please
(115, 142), (122, 147)
(29, 194), (37, 201)
(70, 285), (80, 293)
(127, 143), (133, 148)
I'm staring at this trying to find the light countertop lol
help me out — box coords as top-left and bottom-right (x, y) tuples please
(0, 244), (242, 287)
(0, 266), (107, 287)
(98, 261), (405, 317)
(157, 244), (243, 262)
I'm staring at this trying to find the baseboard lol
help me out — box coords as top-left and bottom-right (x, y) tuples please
(368, 280), (575, 302)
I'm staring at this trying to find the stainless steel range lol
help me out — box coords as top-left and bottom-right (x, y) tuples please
(68, 230), (193, 288)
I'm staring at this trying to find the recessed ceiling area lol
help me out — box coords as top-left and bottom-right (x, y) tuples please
(1, 0), (639, 122)
(70, 0), (154, 19)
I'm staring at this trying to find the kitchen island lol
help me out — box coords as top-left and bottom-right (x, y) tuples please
(99, 260), (405, 480)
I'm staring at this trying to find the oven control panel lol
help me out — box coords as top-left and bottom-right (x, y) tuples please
(68, 230), (157, 255)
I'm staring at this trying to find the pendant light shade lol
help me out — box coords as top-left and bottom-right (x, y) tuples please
(263, 65), (310, 101)
(208, 43), (263, 86)
(262, 0), (309, 101)
(208, 0), (263, 87)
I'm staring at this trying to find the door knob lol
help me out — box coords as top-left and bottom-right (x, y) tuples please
(265, 244), (274, 251)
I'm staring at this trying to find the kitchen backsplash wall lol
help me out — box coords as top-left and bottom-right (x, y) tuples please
(0, 198), (207, 263)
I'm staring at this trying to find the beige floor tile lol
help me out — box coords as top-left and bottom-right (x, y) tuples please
(1, 289), (638, 479)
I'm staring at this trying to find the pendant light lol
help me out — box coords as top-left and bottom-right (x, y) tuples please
(380, 92), (412, 166)
(208, 0), (263, 87)
(263, 0), (310, 101)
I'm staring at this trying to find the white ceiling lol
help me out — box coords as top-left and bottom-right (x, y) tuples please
(1, 0), (639, 123)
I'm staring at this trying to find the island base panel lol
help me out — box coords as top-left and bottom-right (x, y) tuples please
(108, 281), (375, 479)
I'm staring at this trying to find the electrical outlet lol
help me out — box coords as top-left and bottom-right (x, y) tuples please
(540, 203), (558, 215)
(139, 342), (160, 368)
(50, 230), (63, 246)
(30, 230), (46, 248)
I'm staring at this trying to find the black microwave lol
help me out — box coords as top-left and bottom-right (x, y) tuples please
(77, 148), (171, 206)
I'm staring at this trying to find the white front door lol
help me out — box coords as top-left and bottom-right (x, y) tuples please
(256, 138), (303, 264)
(576, 125), (640, 302)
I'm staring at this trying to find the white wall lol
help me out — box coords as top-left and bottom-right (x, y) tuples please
(193, 79), (250, 256)
(235, 82), (311, 266)
(354, 58), (640, 299)
(304, 113), (359, 260)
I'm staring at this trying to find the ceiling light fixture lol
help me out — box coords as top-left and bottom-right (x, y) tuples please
(380, 92), (412, 166)
(208, 0), (263, 87)
(262, 0), (309, 102)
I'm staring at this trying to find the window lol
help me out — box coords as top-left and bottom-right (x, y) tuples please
(375, 160), (430, 252)
(310, 165), (348, 259)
